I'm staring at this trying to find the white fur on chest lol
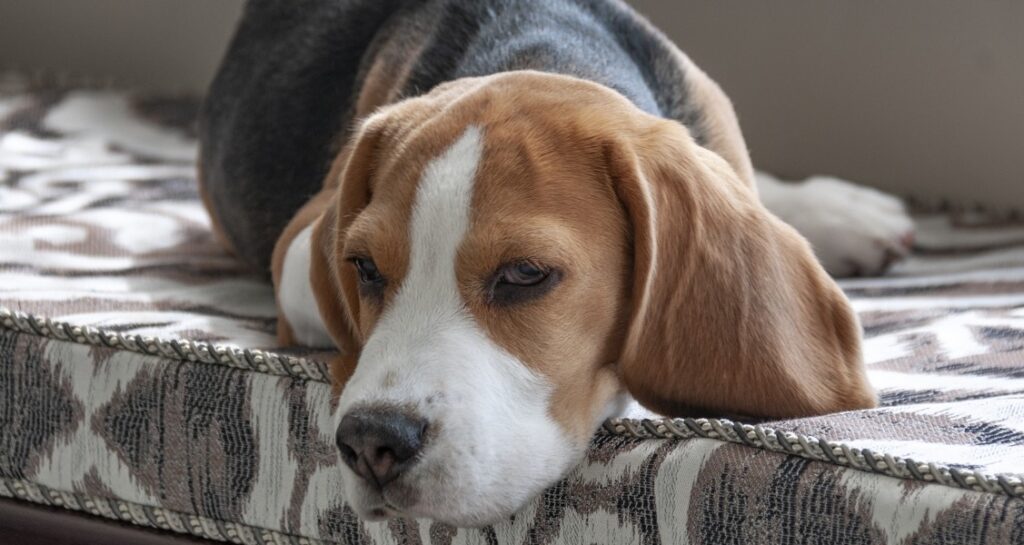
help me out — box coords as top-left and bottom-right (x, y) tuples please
(279, 223), (335, 348)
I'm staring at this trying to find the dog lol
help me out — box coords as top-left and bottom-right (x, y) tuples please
(199, 0), (904, 527)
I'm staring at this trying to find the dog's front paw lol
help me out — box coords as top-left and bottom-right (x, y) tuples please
(760, 174), (915, 277)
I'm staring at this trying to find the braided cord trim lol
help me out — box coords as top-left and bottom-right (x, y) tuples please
(3, 306), (1022, 500)
(0, 307), (329, 382)
(601, 418), (1024, 499)
(0, 478), (326, 545)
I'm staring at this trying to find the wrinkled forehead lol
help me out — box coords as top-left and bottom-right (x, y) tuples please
(357, 120), (621, 245)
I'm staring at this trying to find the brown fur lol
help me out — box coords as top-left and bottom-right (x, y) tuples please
(282, 71), (874, 433)
(606, 110), (876, 418)
(270, 191), (330, 346)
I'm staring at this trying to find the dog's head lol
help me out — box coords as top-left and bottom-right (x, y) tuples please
(287, 72), (875, 526)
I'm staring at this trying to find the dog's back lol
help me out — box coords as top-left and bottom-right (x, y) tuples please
(200, 0), (744, 270)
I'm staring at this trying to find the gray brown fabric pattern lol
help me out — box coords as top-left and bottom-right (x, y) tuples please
(2, 78), (1024, 544)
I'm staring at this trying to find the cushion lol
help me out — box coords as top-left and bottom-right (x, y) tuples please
(2, 77), (1023, 544)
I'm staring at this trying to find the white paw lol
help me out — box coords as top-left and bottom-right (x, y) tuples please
(758, 174), (916, 277)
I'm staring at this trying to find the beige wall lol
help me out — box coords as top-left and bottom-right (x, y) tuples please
(629, 1), (1024, 212)
(0, 0), (244, 92)
(0, 1), (1021, 210)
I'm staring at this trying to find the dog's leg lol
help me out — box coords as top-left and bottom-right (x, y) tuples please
(757, 171), (916, 277)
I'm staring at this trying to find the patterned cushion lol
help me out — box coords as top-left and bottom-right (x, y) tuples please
(1, 77), (1023, 544)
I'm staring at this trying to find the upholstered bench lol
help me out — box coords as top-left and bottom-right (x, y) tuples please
(2, 78), (1022, 544)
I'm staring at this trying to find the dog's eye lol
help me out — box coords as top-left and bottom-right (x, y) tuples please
(351, 256), (385, 289)
(504, 262), (548, 286)
(490, 261), (560, 306)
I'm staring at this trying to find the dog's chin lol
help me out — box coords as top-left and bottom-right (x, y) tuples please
(349, 498), (517, 529)
(346, 487), (526, 528)
(342, 449), (583, 528)
(344, 478), (543, 528)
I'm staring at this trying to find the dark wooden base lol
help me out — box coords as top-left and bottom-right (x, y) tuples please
(0, 498), (216, 545)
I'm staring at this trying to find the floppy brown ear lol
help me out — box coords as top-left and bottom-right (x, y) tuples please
(318, 118), (392, 393)
(272, 119), (385, 394)
(610, 120), (876, 418)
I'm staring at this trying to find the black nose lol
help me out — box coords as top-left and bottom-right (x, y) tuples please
(336, 407), (427, 487)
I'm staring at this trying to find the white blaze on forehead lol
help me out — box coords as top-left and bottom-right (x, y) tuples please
(404, 125), (482, 320)
(335, 125), (578, 525)
(348, 124), (491, 372)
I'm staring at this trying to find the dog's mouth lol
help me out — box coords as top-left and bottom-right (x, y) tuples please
(347, 473), (426, 521)
(349, 485), (403, 520)
(344, 471), (498, 527)
(364, 502), (403, 521)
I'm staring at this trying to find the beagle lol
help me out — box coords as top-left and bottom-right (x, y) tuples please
(199, 0), (889, 527)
